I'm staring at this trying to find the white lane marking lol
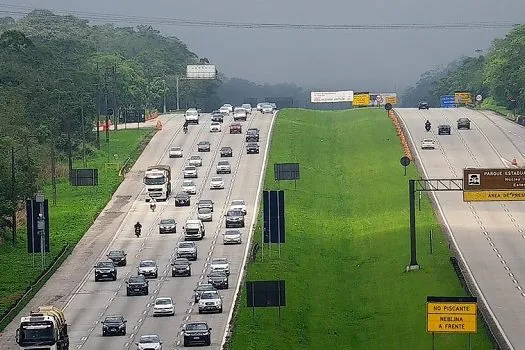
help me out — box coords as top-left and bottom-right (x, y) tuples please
(220, 110), (278, 347)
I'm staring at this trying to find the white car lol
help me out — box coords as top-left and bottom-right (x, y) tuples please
(233, 107), (247, 121)
(229, 199), (246, 214)
(197, 207), (213, 222)
(219, 106), (230, 115)
(183, 165), (198, 178)
(210, 176), (224, 190)
(421, 138), (436, 150)
(223, 230), (242, 244)
(222, 104), (233, 113)
(242, 103), (252, 113)
(182, 180), (197, 194)
(136, 334), (163, 350)
(256, 102), (265, 112)
(210, 257), (230, 275)
(189, 155), (202, 167)
(198, 290), (223, 314)
(169, 146), (183, 158)
(210, 122), (221, 132)
(262, 104), (273, 114)
(153, 297), (175, 317)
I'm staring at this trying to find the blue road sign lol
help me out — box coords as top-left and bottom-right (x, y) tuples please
(440, 95), (456, 108)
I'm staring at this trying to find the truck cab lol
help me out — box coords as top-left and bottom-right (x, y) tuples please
(143, 165), (171, 201)
(184, 219), (205, 240)
(16, 306), (69, 350)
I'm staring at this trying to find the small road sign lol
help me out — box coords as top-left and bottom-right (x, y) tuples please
(376, 95), (383, 103)
(476, 94), (483, 102)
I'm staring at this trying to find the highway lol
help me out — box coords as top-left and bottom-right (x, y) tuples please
(397, 107), (525, 350)
(0, 110), (275, 349)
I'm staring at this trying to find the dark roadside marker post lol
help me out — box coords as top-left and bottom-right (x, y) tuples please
(385, 102), (392, 111)
(400, 156), (410, 176)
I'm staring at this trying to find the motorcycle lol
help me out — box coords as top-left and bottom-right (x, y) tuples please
(135, 227), (141, 238)
(150, 202), (156, 212)
(183, 125), (188, 134)
(425, 123), (431, 132)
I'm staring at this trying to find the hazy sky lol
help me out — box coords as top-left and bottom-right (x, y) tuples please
(1, 1), (524, 92)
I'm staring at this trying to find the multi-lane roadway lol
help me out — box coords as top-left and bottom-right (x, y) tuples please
(0, 110), (275, 349)
(397, 107), (525, 350)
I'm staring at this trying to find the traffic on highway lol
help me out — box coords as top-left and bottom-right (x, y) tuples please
(10, 104), (276, 350)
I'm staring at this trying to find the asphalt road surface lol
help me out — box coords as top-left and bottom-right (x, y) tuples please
(397, 107), (525, 350)
(0, 110), (275, 350)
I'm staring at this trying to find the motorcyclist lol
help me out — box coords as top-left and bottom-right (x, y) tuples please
(149, 197), (157, 211)
(183, 120), (189, 132)
(134, 221), (142, 236)
(425, 120), (431, 130)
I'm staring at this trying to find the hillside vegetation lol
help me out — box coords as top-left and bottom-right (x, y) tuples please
(0, 10), (220, 238)
(402, 24), (525, 114)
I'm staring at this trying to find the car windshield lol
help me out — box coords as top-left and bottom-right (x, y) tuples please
(179, 242), (194, 248)
(97, 261), (113, 268)
(221, 147), (231, 151)
(228, 210), (242, 216)
(186, 323), (208, 331)
(199, 141), (209, 145)
(129, 276), (145, 283)
(197, 284), (214, 291)
(212, 258), (228, 264)
(218, 161), (229, 166)
(140, 335), (160, 343)
(108, 251), (124, 257)
(190, 156), (200, 160)
(423, 139), (434, 143)
(184, 166), (196, 171)
(105, 316), (122, 323)
(176, 192), (189, 198)
(235, 108), (244, 112)
(210, 271), (226, 277)
(171, 147), (181, 151)
(226, 230), (240, 236)
(232, 200), (244, 206)
(155, 298), (172, 305)
(174, 259), (189, 265)
(201, 292), (218, 300)
(211, 177), (222, 182)
(139, 261), (156, 267)
(199, 207), (212, 214)
(242, 104), (250, 108)
(186, 110), (198, 116)
(183, 180), (194, 186)
(212, 122), (220, 125)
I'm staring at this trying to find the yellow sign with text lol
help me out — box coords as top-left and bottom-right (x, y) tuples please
(385, 96), (397, 105)
(454, 92), (472, 104)
(427, 302), (477, 333)
(353, 93), (370, 106)
(463, 190), (525, 202)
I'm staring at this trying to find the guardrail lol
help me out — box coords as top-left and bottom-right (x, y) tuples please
(0, 244), (71, 330)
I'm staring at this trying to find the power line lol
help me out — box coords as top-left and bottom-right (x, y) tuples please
(0, 4), (520, 30)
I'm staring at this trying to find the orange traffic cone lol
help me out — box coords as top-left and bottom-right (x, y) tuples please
(512, 158), (518, 166)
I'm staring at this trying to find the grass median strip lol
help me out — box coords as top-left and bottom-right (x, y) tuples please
(228, 109), (493, 350)
(0, 128), (154, 330)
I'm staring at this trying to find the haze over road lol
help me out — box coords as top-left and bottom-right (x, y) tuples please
(397, 107), (525, 349)
(0, 110), (275, 349)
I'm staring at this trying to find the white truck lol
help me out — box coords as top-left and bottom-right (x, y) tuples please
(143, 165), (172, 201)
(185, 108), (200, 124)
(16, 305), (70, 350)
(183, 219), (205, 240)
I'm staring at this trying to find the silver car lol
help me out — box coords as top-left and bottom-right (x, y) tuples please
(223, 230), (242, 244)
(242, 104), (252, 114)
(189, 155), (203, 167)
(182, 180), (197, 195)
(197, 207), (213, 222)
(210, 257), (230, 276)
(183, 165), (198, 178)
(137, 260), (158, 279)
(216, 160), (231, 174)
(169, 146), (183, 158)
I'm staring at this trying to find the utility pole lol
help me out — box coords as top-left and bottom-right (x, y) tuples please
(81, 101), (86, 167)
(112, 64), (118, 130)
(11, 146), (16, 247)
(67, 117), (73, 178)
(51, 142), (57, 205)
(176, 75), (180, 111)
(104, 67), (110, 145)
(96, 62), (101, 149)
(163, 75), (167, 113)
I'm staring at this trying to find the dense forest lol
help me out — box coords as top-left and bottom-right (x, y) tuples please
(401, 24), (525, 113)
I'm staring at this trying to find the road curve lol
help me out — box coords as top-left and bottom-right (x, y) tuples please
(0, 110), (274, 350)
(396, 107), (525, 350)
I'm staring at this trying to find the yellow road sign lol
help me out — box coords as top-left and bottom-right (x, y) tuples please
(385, 96), (397, 105)
(427, 297), (477, 333)
(353, 93), (370, 106)
(454, 92), (472, 104)
(463, 190), (525, 201)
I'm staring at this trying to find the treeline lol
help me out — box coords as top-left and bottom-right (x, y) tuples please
(0, 10), (220, 230)
(401, 24), (525, 112)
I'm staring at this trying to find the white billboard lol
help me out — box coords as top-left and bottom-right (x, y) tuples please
(186, 65), (216, 79)
(310, 91), (354, 103)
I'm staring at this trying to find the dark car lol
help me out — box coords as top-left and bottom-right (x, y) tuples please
(159, 218), (176, 234)
(198, 199), (214, 212)
(211, 112), (223, 123)
(174, 192), (190, 207)
(457, 118), (471, 130)
(106, 250), (127, 266)
(418, 101), (429, 110)
(102, 315), (126, 336)
(171, 258), (192, 277)
(198, 141), (211, 152)
(208, 270), (229, 289)
(246, 128), (260, 142)
(126, 275), (149, 296)
(225, 210), (245, 228)
(246, 143), (260, 154)
(194, 283), (218, 303)
(220, 146), (233, 157)
(229, 123), (242, 134)
(94, 260), (117, 282)
(438, 124), (451, 135)
(183, 322), (212, 347)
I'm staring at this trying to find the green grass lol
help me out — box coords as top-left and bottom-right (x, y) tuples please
(478, 97), (514, 120)
(227, 109), (493, 350)
(0, 128), (154, 329)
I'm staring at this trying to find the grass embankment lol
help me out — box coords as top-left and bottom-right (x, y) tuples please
(0, 128), (154, 329)
(479, 97), (514, 119)
(228, 109), (493, 349)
